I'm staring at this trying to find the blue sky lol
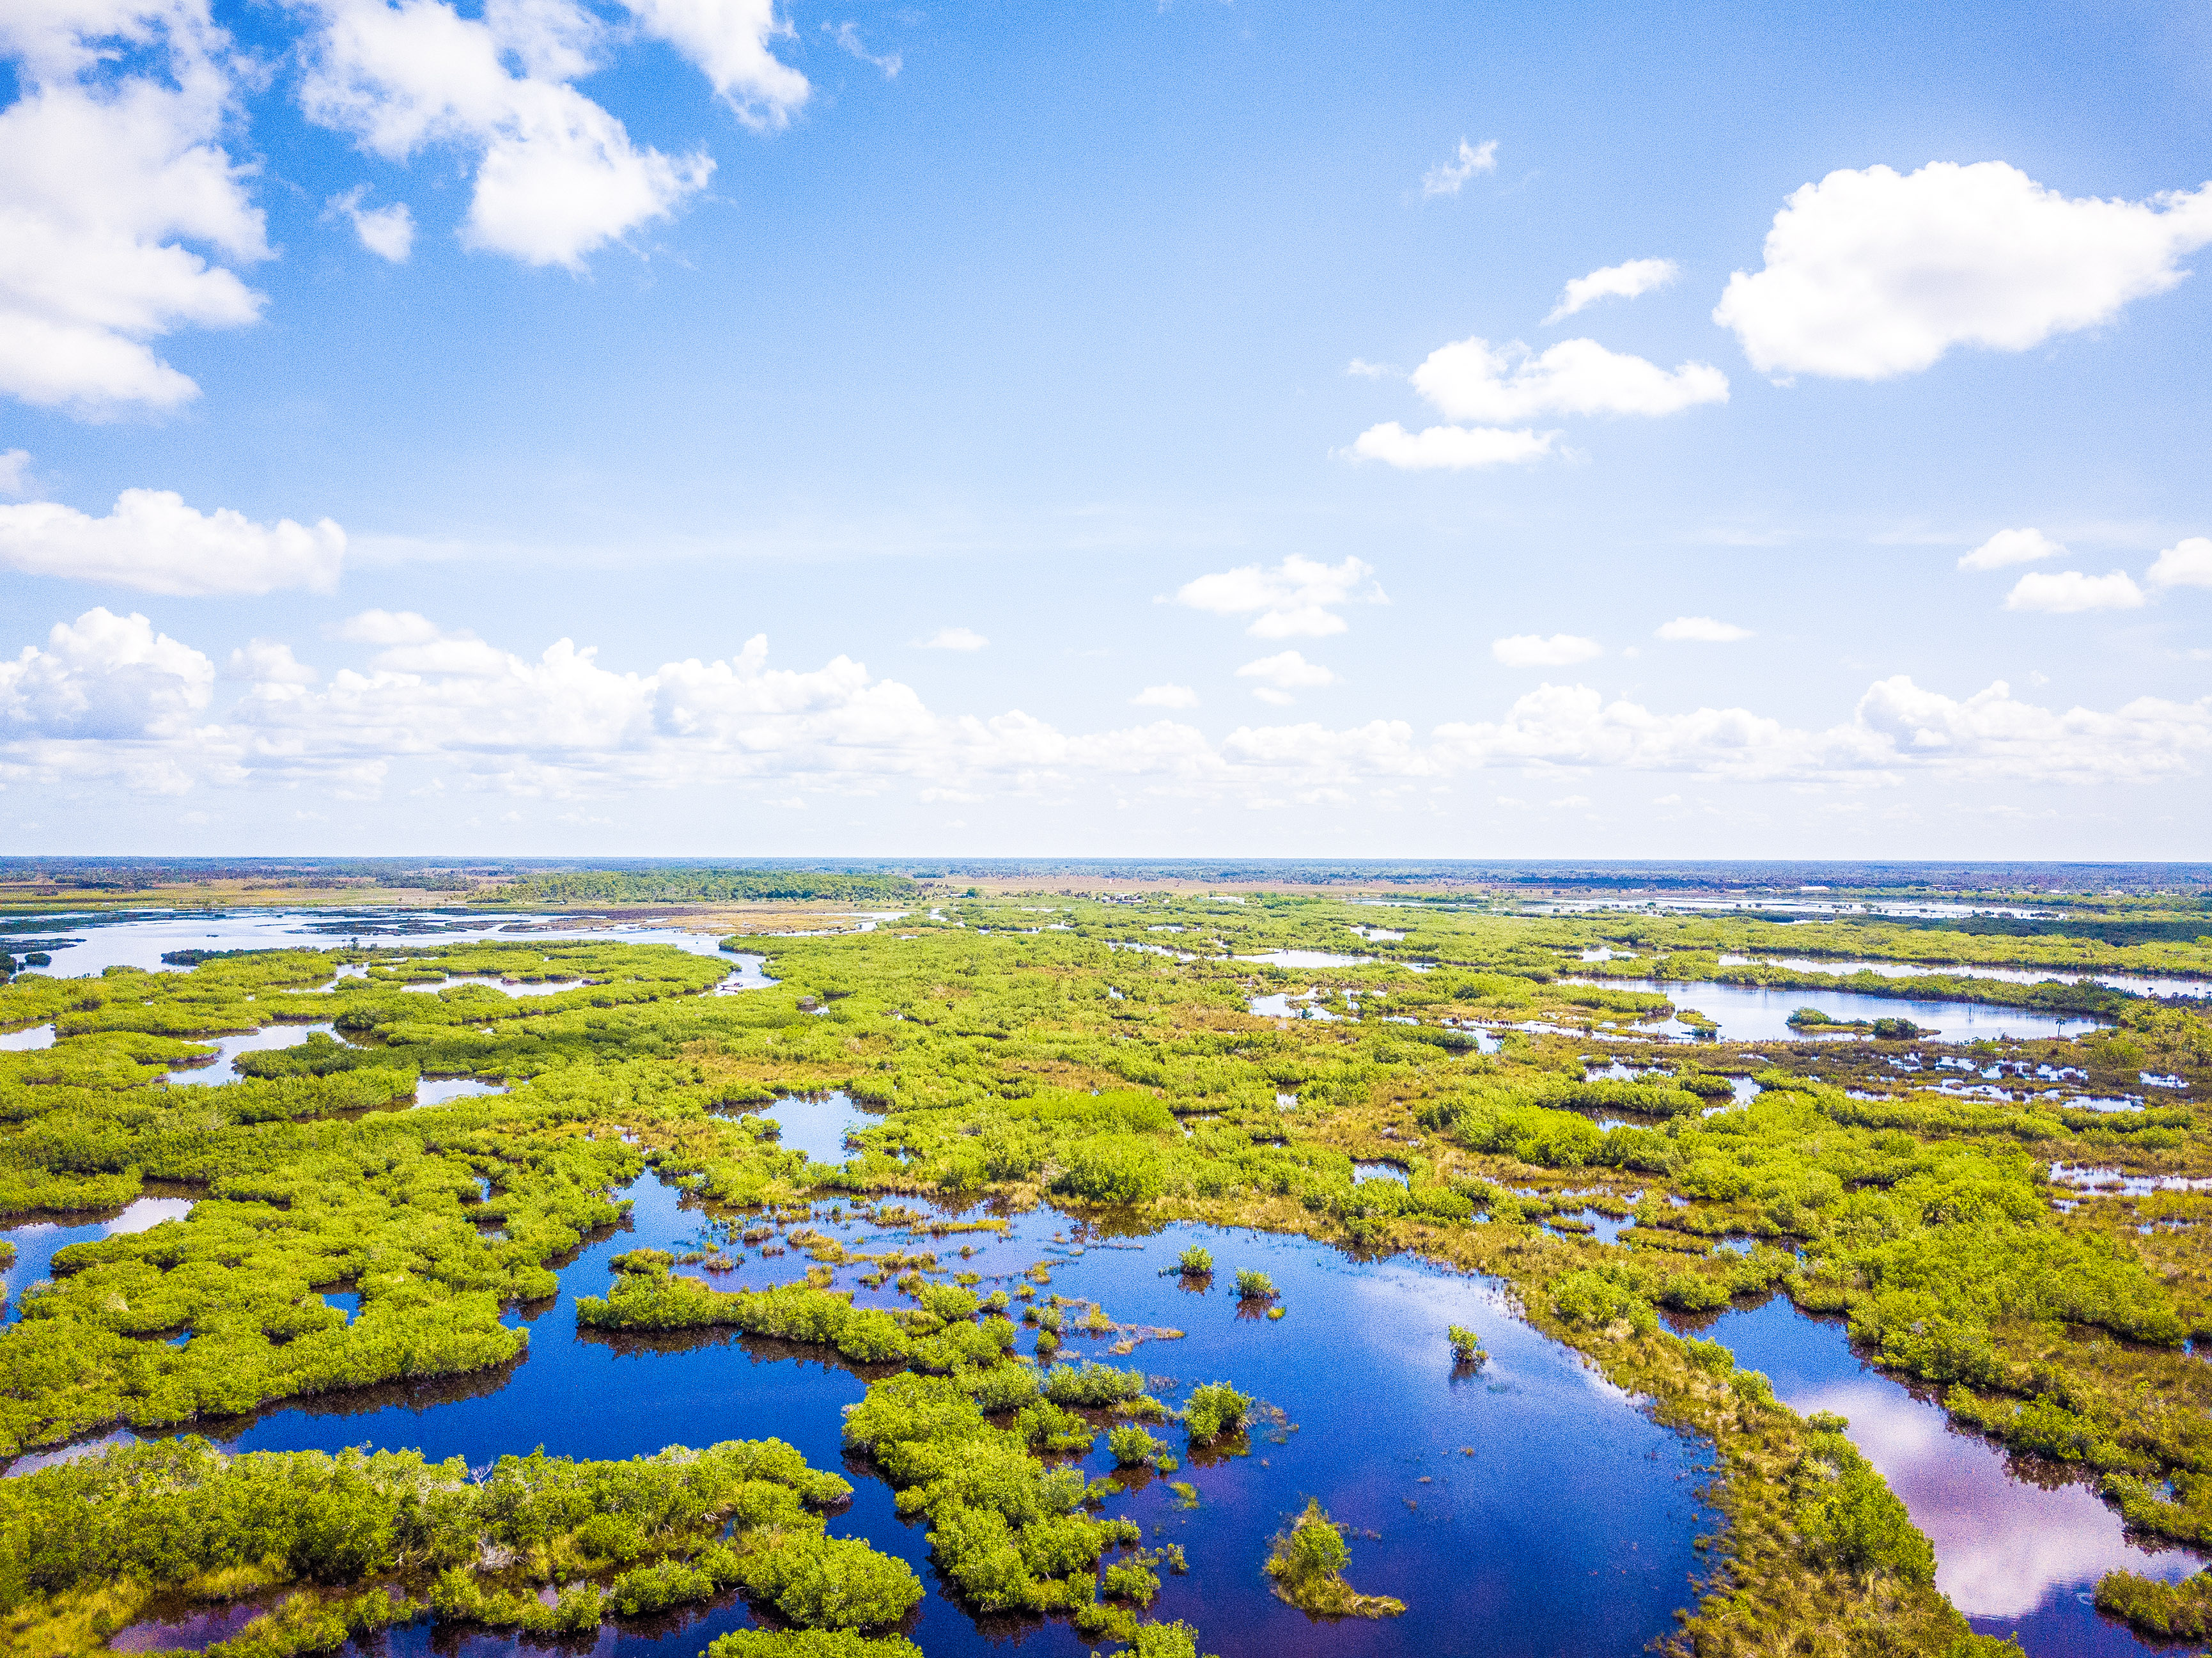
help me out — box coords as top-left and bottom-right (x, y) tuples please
(2, 0), (2209, 857)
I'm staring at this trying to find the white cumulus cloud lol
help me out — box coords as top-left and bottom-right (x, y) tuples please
(625, 0), (811, 129)
(299, 0), (719, 270)
(0, 0), (269, 415)
(2003, 570), (2146, 613)
(2147, 537), (2212, 589)
(1656, 616), (1752, 643)
(917, 627), (988, 651)
(1412, 336), (1729, 422)
(0, 489), (345, 595)
(327, 185), (414, 261)
(6, 613), (2212, 801)
(1492, 633), (1603, 668)
(1347, 422), (1555, 471)
(1959, 528), (2066, 572)
(1235, 650), (1338, 697)
(1177, 555), (1386, 638)
(226, 640), (318, 684)
(1132, 684), (1198, 708)
(338, 609), (442, 646)
(0, 451), (30, 497)
(1715, 160), (2212, 380)
(0, 609), (214, 796)
(1545, 257), (1679, 324)
(1421, 137), (1496, 198)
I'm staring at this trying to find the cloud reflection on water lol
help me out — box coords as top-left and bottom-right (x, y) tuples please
(1795, 1380), (2197, 1618)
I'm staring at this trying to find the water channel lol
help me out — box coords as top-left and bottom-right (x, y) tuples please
(1718, 956), (2211, 1001)
(1617, 980), (2103, 1044)
(0, 907), (752, 978)
(1672, 1295), (2199, 1655)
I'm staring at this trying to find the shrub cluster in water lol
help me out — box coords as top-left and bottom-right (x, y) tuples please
(1263, 1498), (1403, 1618)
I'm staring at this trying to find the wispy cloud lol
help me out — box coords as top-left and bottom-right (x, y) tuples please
(1236, 650), (1337, 705)
(1421, 137), (1497, 198)
(917, 626), (988, 650)
(1492, 633), (1603, 668)
(1656, 616), (1752, 643)
(1544, 257), (1678, 324)
(1132, 683), (1198, 708)
(325, 187), (415, 262)
(823, 20), (901, 77)
(2004, 570), (2145, 613)
(1959, 528), (2065, 571)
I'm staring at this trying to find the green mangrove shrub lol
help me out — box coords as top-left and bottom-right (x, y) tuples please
(1262, 1499), (1403, 1618)
(1182, 1382), (1250, 1444)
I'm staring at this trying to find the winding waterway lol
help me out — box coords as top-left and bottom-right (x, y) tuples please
(1672, 1296), (2199, 1656)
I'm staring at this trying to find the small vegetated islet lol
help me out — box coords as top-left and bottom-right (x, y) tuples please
(1263, 1498), (1405, 1618)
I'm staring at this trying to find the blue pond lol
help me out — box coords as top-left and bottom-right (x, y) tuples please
(52, 1174), (1717, 1658)
(755, 1091), (875, 1164)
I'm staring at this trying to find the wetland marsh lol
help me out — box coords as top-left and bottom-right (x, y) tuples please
(5, 875), (2212, 1658)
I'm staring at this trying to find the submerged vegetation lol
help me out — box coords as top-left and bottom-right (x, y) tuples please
(4, 879), (2212, 1652)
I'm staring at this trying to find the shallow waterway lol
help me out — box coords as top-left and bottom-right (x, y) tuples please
(0, 907), (742, 977)
(1674, 1295), (2199, 1655)
(24, 1173), (1718, 1658)
(1, 1193), (198, 1327)
(1718, 956), (2211, 1001)
(1636, 980), (2103, 1044)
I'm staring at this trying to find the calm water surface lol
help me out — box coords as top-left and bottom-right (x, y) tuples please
(1641, 980), (2103, 1044)
(45, 1174), (1717, 1658)
(1718, 957), (2210, 1001)
(1676, 1296), (2198, 1656)
(2, 1194), (198, 1326)
(0, 908), (744, 976)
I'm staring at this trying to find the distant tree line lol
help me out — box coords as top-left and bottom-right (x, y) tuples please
(475, 870), (919, 906)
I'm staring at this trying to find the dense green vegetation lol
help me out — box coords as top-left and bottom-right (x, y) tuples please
(0, 1433), (909, 1657)
(474, 870), (917, 907)
(1263, 1498), (1403, 1618)
(5, 882), (2212, 1653)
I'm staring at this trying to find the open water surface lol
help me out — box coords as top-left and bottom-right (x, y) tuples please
(1674, 1295), (2199, 1655)
(2, 1193), (198, 1326)
(1718, 957), (2211, 1001)
(1637, 980), (2103, 1044)
(33, 1173), (1718, 1658)
(755, 1091), (876, 1163)
(160, 1021), (336, 1085)
(0, 907), (745, 976)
